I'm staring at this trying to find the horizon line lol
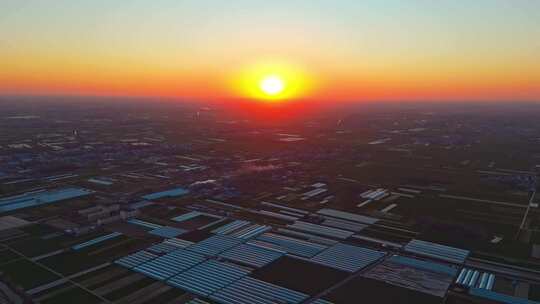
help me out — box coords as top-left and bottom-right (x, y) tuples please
(1, 92), (539, 105)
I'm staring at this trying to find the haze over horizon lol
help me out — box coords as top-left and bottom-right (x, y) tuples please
(1, 0), (539, 103)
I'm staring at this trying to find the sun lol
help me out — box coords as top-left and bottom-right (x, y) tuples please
(231, 61), (314, 102)
(260, 75), (285, 96)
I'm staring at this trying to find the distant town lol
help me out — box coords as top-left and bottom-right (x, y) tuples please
(0, 98), (539, 304)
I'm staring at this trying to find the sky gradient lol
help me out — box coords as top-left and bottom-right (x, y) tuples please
(1, 0), (539, 102)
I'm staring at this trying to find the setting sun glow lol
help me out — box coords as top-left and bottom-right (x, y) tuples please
(231, 62), (313, 102)
(260, 76), (285, 96)
(1, 2), (540, 101)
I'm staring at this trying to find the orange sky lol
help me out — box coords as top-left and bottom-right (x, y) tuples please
(1, 1), (539, 102)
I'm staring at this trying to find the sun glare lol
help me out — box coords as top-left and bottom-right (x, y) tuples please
(260, 75), (285, 96)
(231, 61), (313, 102)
